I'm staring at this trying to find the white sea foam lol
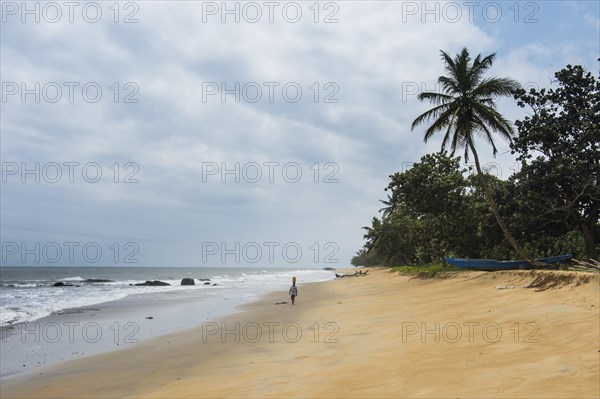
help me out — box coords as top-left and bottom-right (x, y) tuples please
(0, 268), (335, 327)
(60, 276), (85, 281)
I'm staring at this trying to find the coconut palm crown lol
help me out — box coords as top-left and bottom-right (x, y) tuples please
(411, 47), (520, 160)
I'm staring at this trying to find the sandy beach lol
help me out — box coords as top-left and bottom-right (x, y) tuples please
(1, 268), (599, 399)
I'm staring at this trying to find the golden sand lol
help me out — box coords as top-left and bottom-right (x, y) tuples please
(2, 268), (599, 398)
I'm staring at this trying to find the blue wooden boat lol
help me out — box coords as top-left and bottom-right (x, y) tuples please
(535, 254), (573, 264)
(444, 254), (572, 271)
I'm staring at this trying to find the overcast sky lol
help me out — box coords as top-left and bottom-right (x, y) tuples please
(1, 0), (598, 268)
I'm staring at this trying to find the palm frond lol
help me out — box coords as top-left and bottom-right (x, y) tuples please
(417, 91), (453, 105)
(472, 114), (499, 156)
(440, 50), (463, 88)
(438, 76), (459, 94)
(472, 77), (520, 99)
(422, 104), (460, 143)
(469, 53), (495, 85)
(411, 102), (452, 130)
(472, 102), (515, 139)
(441, 107), (460, 149)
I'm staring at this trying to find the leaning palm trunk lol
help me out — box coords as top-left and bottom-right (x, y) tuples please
(468, 140), (532, 262)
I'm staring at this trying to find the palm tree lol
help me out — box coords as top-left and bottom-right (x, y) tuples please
(378, 194), (394, 217)
(411, 47), (530, 261)
(362, 217), (382, 252)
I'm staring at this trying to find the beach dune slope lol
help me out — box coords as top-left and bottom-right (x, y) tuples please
(2, 269), (599, 398)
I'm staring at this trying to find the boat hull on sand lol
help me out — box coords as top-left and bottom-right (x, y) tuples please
(444, 254), (572, 271)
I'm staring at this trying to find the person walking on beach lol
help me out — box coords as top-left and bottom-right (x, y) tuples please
(289, 282), (298, 305)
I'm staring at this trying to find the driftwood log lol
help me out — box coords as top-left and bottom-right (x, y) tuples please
(571, 259), (600, 271)
(335, 270), (369, 278)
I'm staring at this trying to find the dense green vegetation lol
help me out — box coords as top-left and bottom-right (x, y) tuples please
(352, 51), (599, 267)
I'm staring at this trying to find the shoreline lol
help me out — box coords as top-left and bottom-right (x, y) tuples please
(2, 268), (599, 398)
(0, 288), (248, 379)
(1, 268), (335, 379)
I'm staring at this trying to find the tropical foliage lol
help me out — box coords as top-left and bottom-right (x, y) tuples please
(512, 65), (599, 259)
(352, 60), (599, 266)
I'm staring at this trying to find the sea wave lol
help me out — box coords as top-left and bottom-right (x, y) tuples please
(60, 276), (85, 281)
(0, 268), (335, 326)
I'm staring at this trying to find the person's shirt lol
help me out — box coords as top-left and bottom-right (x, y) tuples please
(289, 285), (298, 296)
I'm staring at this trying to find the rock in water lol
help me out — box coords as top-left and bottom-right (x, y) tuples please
(181, 278), (195, 286)
(134, 280), (170, 286)
(84, 279), (115, 283)
(53, 282), (74, 287)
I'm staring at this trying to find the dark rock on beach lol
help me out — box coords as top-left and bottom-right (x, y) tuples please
(181, 278), (195, 286)
(322, 267), (336, 271)
(203, 282), (211, 285)
(134, 280), (170, 286)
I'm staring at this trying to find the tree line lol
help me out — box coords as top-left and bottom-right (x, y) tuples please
(352, 49), (599, 266)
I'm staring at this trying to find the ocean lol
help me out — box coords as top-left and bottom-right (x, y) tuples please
(0, 266), (335, 327)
